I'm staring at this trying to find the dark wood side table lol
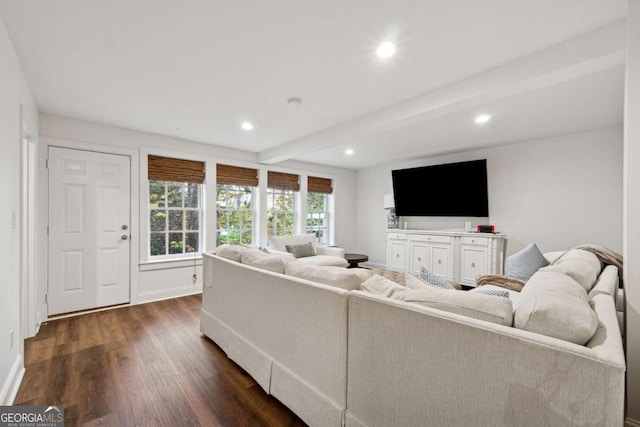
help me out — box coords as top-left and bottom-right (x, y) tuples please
(345, 253), (369, 269)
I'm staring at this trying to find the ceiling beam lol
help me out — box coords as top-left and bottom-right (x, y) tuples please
(258, 20), (626, 165)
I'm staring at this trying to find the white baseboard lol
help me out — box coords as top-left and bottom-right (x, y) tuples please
(626, 417), (640, 427)
(136, 285), (202, 304)
(0, 355), (25, 405)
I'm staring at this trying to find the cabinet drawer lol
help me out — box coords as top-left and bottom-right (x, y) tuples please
(409, 234), (451, 244)
(460, 236), (488, 246)
(388, 232), (407, 241)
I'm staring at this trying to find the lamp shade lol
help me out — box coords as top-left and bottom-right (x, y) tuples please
(383, 194), (395, 209)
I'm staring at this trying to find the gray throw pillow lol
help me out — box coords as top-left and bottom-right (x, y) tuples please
(420, 266), (455, 290)
(504, 243), (549, 282)
(285, 242), (316, 258)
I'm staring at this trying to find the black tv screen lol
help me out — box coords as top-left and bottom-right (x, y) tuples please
(391, 159), (489, 217)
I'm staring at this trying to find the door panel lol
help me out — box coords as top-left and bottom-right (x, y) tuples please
(48, 147), (131, 315)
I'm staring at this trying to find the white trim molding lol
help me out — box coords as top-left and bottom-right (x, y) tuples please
(0, 355), (25, 405)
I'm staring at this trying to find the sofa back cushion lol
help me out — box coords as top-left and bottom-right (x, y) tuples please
(285, 262), (372, 290)
(215, 244), (249, 262)
(513, 271), (598, 345)
(240, 248), (295, 274)
(361, 274), (513, 326)
(269, 233), (317, 253)
(539, 248), (602, 292)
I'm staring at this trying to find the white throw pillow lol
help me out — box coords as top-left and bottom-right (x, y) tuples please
(240, 248), (295, 274)
(539, 249), (602, 292)
(513, 271), (598, 345)
(285, 262), (372, 291)
(361, 274), (513, 326)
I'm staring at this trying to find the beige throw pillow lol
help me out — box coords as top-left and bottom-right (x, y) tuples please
(215, 244), (248, 262)
(513, 271), (598, 345)
(539, 249), (602, 292)
(285, 262), (372, 290)
(240, 249), (295, 274)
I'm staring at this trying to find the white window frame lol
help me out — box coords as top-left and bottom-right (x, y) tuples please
(267, 186), (297, 238)
(306, 191), (330, 244)
(216, 183), (256, 246)
(149, 180), (203, 260)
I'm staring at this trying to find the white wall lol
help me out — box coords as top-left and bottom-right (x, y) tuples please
(38, 114), (358, 305)
(357, 126), (623, 267)
(0, 16), (38, 404)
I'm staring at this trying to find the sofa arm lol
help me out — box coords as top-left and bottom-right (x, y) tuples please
(317, 246), (345, 258)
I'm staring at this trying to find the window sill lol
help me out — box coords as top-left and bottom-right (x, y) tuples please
(139, 257), (203, 271)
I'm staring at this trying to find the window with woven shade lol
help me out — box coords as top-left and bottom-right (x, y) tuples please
(216, 164), (258, 246)
(267, 171), (299, 238)
(307, 176), (332, 244)
(148, 155), (204, 258)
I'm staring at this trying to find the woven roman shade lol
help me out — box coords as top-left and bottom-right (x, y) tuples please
(148, 155), (205, 184)
(308, 176), (333, 194)
(268, 171), (300, 191)
(217, 164), (259, 186)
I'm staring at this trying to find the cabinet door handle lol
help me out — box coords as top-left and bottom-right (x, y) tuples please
(471, 262), (476, 268)
(437, 259), (442, 264)
(417, 257), (422, 262)
(472, 239), (475, 243)
(396, 254), (400, 258)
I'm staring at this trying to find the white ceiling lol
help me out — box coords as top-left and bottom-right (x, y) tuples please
(0, 0), (628, 170)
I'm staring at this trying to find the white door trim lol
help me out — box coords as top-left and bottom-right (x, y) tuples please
(20, 121), (37, 338)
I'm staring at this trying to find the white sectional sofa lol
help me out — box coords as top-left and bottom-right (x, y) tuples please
(200, 245), (625, 427)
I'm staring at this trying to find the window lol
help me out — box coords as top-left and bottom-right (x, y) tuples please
(215, 164), (258, 246)
(306, 192), (329, 244)
(267, 171), (300, 239)
(216, 184), (254, 246)
(306, 176), (333, 244)
(149, 181), (202, 257)
(147, 155), (205, 259)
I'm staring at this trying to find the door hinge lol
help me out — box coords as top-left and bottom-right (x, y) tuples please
(47, 226), (49, 236)
(45, 294), (48, 303)
(45, 159), (49, 169)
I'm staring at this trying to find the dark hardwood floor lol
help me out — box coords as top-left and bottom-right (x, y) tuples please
(15, 294), (307, 427)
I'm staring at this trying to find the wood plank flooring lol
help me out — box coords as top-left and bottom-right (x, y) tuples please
(15, 294), (306, 427)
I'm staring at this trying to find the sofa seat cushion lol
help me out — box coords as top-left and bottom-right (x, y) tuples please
(295, 254), (349, 268)
(285, 262), (372, 291)
(240, 248), (296, 274)
(361, 274), (513, 326)
(539, 248), (602, 292)
(513, 271), (598, 345)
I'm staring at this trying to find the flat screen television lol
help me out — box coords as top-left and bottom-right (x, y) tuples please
(391, 159), (489, 217)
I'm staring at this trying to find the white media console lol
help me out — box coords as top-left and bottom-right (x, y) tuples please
(387, 229), (507, 287)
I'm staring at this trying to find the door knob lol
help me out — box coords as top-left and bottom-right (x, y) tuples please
(121, 234), (129, 240)
(122, 225), (128, 230)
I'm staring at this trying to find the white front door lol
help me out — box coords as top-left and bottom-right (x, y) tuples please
(48, 147), (131, 316)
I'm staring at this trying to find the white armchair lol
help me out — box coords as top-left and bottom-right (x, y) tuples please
(269, 233), (348, 267)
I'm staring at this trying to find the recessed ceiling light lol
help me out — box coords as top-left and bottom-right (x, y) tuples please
(241, 121), (254, 131)
(345, 148), (355, 155)
(376, 41), (396, 58)
(474, 114), (491, 124)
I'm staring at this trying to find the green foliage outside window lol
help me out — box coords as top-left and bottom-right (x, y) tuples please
(267, 188), (296, 239)
(306, 192), (329, 244)
(217, 184), (254, 246)
(150, 181), (201, 257)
